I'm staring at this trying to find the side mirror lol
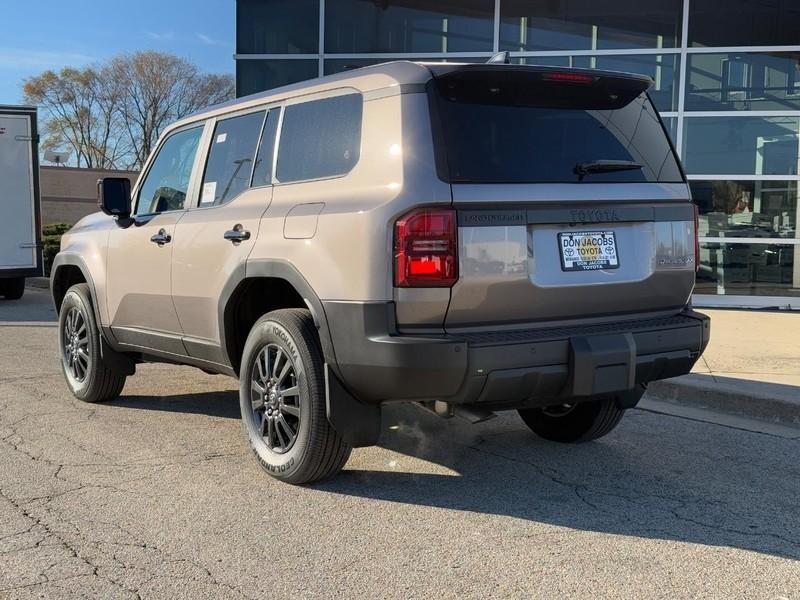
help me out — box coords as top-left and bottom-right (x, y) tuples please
(97, 177), (132, 219)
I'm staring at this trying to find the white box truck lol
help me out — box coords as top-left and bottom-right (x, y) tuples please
(0, 105), (42, 300)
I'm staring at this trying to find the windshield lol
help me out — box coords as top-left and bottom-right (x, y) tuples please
(429, 68), (684, 184)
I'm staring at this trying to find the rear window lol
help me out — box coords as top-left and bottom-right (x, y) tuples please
(430, 68), (684, 184)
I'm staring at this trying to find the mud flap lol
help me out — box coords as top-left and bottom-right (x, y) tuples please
(564, 333), (636, 397)
(100, 336), (136, 376)
(324, 364), (381, 448)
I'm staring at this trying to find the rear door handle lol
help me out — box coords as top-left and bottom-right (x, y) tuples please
(224, 224), (251, 244)
(150, 229), (172, 246)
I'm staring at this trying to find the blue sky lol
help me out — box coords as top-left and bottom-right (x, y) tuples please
(0, 0), (235, 103)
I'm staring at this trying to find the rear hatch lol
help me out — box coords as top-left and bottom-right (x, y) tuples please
(427, 65), (696, 329)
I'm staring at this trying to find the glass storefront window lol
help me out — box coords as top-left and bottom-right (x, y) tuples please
(236, 60), (319, 97)
(692, 180), (799, 240)
(499, 0), (682, 52)
(325, 0), (494, 53)
(237, 0), (319, 54)
(682, 117), (800, 176)
(696, 242), (799, 297)
(686, 52), (800, 112)
(689, 0), (800, 48)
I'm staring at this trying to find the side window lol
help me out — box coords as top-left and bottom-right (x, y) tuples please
(135, 126), (203, 216)
(276, 93), (363, 183)
(200, 110), (265, 207)
(251, 108), (281, 187)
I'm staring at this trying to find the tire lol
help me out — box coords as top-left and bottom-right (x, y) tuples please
(2, 277), (25, 300)
(518, 397), (626, 443)
(58, 283), (127, 403)
(239, 309), (352, 485)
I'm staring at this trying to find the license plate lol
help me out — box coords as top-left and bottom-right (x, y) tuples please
(558, 231), (619, 271)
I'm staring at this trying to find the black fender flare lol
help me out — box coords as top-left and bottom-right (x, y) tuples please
(218, 259), (380, 447)
(217, 259), (339, 374)
(49, 253), (135, 375)
(50, 253), (104, 329)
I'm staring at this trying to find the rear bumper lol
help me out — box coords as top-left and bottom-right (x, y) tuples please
(323, 302), (710, 408)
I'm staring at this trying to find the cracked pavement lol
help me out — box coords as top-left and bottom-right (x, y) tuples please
(1, 288), (799, 599)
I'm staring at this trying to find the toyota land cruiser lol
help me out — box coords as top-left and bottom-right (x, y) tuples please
(51, 61), (710, 484)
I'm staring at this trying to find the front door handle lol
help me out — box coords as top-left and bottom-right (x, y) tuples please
(224, 224), (251, 244)
(150, 229), (172, 246)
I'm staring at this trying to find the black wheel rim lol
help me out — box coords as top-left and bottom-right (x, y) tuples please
(250, 344), (300, 454)
(62, 307), (90, 383)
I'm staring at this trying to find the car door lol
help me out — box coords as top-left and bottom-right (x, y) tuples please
(171, 106), (280, 364)
(106, 123), (206, 353)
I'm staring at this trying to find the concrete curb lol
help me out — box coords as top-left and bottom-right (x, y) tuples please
(646, 374), (800, 428)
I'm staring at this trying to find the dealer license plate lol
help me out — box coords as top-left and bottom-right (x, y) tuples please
(558, 231), (619, 271)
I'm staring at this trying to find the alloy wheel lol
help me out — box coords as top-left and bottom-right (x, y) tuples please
(62, 307), (90, 382)
(250, 344), (301, 453)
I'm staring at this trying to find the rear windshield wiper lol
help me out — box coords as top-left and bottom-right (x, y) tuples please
(574, 160), (643, 181)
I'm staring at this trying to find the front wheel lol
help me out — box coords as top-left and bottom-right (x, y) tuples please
(518, 397), (626, 443)
(239, 309), (352, 485)
(58, 283), (127, 402)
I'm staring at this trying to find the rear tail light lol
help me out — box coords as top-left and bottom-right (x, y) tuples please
(394, 208), (458, 287)
(693, 203), (700, 273)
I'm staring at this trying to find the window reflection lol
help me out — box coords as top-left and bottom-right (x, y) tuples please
(692, 181), (799, 241)
(237, 0), (319, 54)
(325, 0), (494, 53)
(683, 117), (800, 176)
(686, 52), (800, 112)
(689, 0), (800, 48)
(236, 60), (319, 97)
(499, 0), (682, 51)
(697, 243), (799, 297)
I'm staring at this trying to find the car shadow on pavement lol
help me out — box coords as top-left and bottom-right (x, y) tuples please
(319, 403), (800, 561)
(106, 391), (241, 419)
(101, 390), (800, 560)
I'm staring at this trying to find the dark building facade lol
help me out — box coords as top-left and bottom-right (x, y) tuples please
(235, 0), (800, 308)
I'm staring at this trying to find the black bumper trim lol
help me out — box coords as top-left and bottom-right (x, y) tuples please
(323, 301), (710, 407)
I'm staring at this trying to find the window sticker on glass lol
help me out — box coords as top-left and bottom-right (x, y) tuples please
(216, 133), (227, 144)
(201, 181), (217, 205)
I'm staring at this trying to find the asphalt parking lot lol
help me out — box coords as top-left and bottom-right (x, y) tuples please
(1, 288), (799, 599)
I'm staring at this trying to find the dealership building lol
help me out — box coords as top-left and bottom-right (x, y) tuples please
(235, 0), (800, 309)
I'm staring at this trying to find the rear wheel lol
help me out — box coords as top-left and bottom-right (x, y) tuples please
(518, 397), (625, 443)
(58, 283), (127, 402)
(239, 309), (352, 485)
(1, 277), (25, 300)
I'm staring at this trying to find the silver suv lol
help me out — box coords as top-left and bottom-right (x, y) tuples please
(51, 62), (710, 484)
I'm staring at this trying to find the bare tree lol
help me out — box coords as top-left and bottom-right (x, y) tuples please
(24, 51), (234, 170)
(111, 52), (235, 167)
(24, 67), (127, 169)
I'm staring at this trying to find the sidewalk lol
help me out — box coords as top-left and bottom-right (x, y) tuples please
(647, 309), (800, 426)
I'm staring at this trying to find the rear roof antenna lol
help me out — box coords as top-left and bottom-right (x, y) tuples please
(486, 51), (511, 64)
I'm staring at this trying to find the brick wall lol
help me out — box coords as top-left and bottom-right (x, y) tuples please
(40, 166), (139, 225)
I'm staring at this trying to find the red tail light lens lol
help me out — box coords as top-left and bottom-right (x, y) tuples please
(394, 208), (458, 287)
(693, 203), (700, 273)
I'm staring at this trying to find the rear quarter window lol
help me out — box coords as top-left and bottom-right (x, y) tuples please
(276, 93), (363, 183)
